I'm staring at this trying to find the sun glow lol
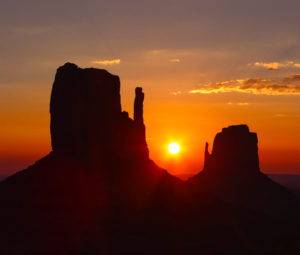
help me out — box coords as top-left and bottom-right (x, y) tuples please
(168, 142), (181, 154)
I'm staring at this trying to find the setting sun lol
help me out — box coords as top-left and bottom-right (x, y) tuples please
(168, 142), (181, 154)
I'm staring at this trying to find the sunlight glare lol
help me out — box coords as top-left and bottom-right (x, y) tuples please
(168, 142), (181, 154)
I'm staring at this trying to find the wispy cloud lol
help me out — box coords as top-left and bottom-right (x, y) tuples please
(170, 58), (180, 63)
(227, 102), (249, 106)
(273, 114), (286, 117)
(151, 49), (166, 55)
(251, 61), (300, 70)
(189, 74), (300, 95)
(92, 59), (121, 65)
(171, 91), (182, 96)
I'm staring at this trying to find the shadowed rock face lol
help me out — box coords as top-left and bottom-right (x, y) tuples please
(134, 87), (144, 124)
(50, 63), (148, 162)
(192, 125), (300, 217)
(204, 125), (260, 175)
(50, 63), (121, 155)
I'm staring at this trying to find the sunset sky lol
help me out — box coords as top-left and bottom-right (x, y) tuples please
(1, 0), (300, 177)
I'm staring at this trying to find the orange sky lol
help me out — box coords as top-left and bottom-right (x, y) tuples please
(1, 0), (300, 177)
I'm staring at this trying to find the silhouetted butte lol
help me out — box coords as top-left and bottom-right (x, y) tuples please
(0, 63), (299, 255)
(190, 124), (300, 217)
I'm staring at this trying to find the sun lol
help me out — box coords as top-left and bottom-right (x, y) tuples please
(168, 142), (181, 154)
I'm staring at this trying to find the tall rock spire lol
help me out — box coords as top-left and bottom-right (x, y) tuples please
(132, 87), (149, 158)
(203, 142), (211, 170)
(134, 87), (144, 125)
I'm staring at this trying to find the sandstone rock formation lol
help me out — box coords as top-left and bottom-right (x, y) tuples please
(203, 125), (260, 176)
(50, 63), (148, 163)
(191, 125), (300, 217)
(0, 63), (185, 254)
(134, 87), (144, 124)
(50, 63), (121, 155)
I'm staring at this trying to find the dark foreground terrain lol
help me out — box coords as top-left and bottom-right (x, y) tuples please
(0, 63), (299, 255)
(269, 174), (300, 195)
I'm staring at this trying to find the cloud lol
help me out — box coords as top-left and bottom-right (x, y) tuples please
(151, 50), (166, 55)
(170, 58), (180, 63)
(273, 114), (286, 117)
(92, 59), (121, 65)
(171, 91), (182, 96)
(227, 102), (249, 105)
(251, 61), (300, 70)
(189, 74), (300, 95)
